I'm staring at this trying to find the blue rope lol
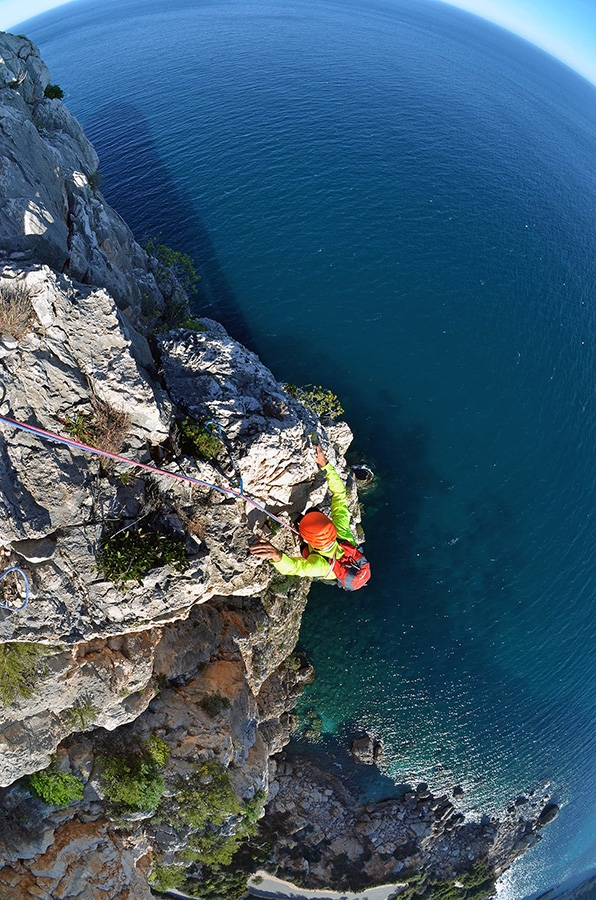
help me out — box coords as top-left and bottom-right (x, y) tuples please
(0, 566), (30, 612)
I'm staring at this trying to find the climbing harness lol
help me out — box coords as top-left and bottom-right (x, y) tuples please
(0, 414), (299, 536)
(0, 566), (30, 611)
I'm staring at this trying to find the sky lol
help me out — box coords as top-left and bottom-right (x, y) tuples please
(0, 0), (595, 85)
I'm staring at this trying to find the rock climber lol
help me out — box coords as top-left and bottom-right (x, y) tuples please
(249, 443), (370, 589)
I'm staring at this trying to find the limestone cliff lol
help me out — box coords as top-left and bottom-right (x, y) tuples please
(0, 31), (558, 900)
(0, 30), (356, 898)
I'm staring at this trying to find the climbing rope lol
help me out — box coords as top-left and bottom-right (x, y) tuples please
(0, 414), (300, 536)
(0, 566), (30, 612)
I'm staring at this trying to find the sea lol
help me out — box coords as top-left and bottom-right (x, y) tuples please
(17, 0), (596, 896)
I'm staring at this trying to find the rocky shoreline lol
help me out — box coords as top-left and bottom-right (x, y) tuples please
(262, 750), (558, 894)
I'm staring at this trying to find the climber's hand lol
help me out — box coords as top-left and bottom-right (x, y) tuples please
(315, 445), (328, 468)
(249, 540), (283, 562)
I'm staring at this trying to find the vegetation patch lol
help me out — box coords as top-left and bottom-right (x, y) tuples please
(61, 398), (130, 453)
(61, 697), (100, 731)
(149, 863), (186, 893)
(0, 642), (50, 707)
(98, 735), (168, 811)
(99, 522), (189, 587)
(191, 823), (272, 900)
(284, 383), (344, 421)
(87, 170), (101, 191)
(142, 237), (200, 296)
(400, 864), (496, 900)
(141, 237), (201, 331)
(44, 83), (64, 99)
(175, 417), (222, 460)
(0, 282), (35, 339)
(179, 316), (206, 331)
(175, 759), (242, 829)
(156, 773), (269, 900)
(200, 692), (232, 718)
(27, 762), (84, 807)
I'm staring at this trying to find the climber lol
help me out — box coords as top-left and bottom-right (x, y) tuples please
(249, 443), (371, 590)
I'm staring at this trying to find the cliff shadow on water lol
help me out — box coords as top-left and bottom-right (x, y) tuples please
(285, 346), (574, 808)
(83, 102), (255, 349)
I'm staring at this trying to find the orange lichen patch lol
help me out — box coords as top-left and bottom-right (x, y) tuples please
(218, 610), (251, 637)
(0, 818), (151, 900)
(201, 658), (245, 699)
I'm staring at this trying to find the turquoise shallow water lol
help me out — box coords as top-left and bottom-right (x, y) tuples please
(21, 0), (596, 895)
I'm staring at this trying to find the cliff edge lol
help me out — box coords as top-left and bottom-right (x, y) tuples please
(0, 32), (558, 900)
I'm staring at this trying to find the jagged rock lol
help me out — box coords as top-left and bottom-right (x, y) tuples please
(0, 632), (158, 785)
(10, 536), (57, 563)
(538, 803), (560, 826)
(0, 34), (162, 314)
(0, 817), (152, 899)
(350, 732), (383, 766)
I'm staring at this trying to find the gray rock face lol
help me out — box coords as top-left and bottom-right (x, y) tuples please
(0, 33), (163, 315)
(0, 32), (49, 103)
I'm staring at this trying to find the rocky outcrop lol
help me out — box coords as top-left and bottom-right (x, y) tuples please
(264, 754), (557, 892)
(350, 732), (384, 766)
(0, 252), (345, 784)
(0, 33), (162, 313)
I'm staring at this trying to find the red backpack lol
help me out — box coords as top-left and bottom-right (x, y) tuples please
(302, 541), (371, 591)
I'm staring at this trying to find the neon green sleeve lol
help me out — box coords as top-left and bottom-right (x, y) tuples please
(272, 553), (334, 579)
(324, 463), (356, 545)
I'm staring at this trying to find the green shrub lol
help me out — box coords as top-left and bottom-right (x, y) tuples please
(27, 764), (84, 806)
(99, 523), (189, 586)
(88, 170), (101, 191)
(243, 790), (267, 825)
(61, 697), (100, 731)
(175, 759), (242, 829)
(176, 417), (222, 460)
(183, 830), (242, 868)
(200, 693), (232, 718)
(284, 383), (344, 421)
(182, 868), (250, 900)
(98, 741), (167, 811)
(0, 642), (49, 706)
(400, 864), (496, 900)
(149, 863), (186, 893)
(142, 237), (200, 295)
(145, 734), (169, 767)
(44, 83), (64, 99)
(180, 316), (206, 331)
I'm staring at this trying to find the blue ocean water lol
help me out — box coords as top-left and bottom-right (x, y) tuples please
(20, 0), (596, 895)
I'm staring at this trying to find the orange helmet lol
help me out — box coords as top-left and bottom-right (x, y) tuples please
(299, 511), (337, 549)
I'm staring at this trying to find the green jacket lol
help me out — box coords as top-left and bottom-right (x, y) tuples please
(272, 462), (356, 580)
